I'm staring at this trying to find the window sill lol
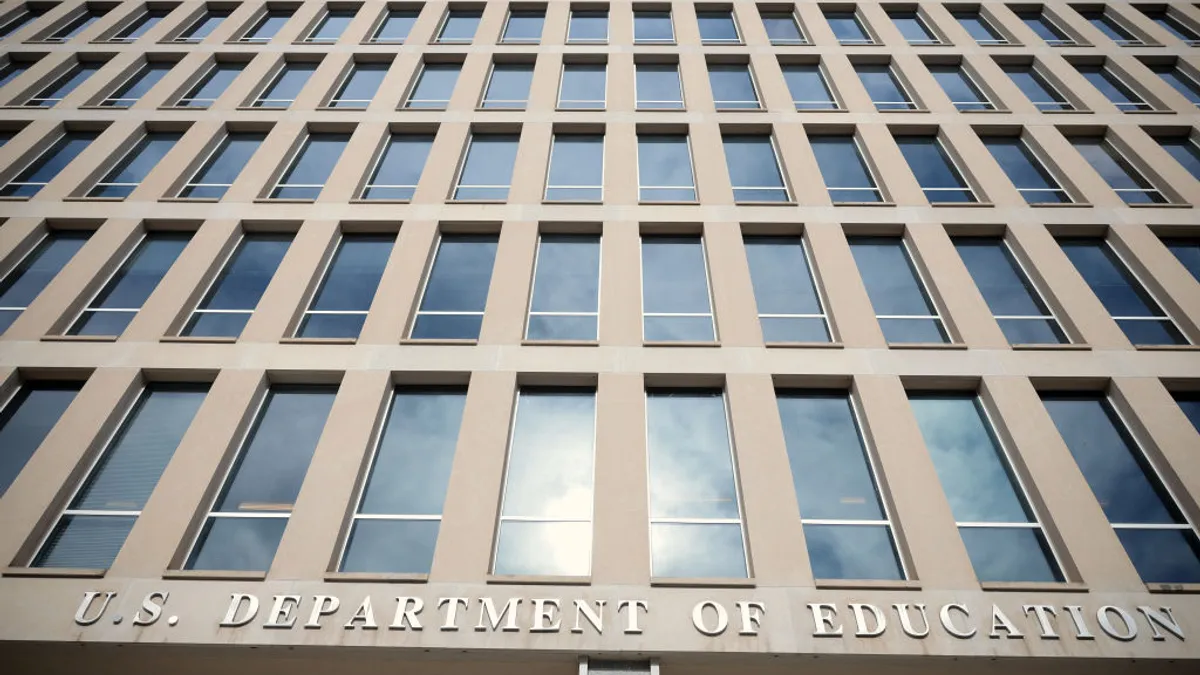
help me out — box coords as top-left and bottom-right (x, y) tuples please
(400, 338), (479, 346)
(445, 199), (508, 205)
(734, 200), (797, 207)
(521, 339), (600, 347)
(162, 569), (267, 581)
(638, 200), (700, 206)
(714, 107), (767, 113)
(253, 198), (316, 204)
(1147, 582), (1200, 594)
(487, 574), (592, 586)
(542, 200), (603, 206)
(161, 336), (238, 344)
(878, 108), (930, 113)
(279, 337), (357, 345)
(160, 197), (220, 203)
(555, 107), (607, 113)
(793, 107), (848, 113)
(0, 196), (31, 202)
(1135, 343), (1200, 351)
(62, 197), (125, 202)
(931, 201), (994, 208)
(316, 106), (368, 112)
(1121, 109), (1176, 115)
(651, 577), (755, 588)
(41, 334), (118, 342)
(888, 342), (968, 350)
(1011, 342), (1091, 351)
(326, 572), (428, 584)
(959, 108), (1011, 114)
(4, 566), (106, 578)
(350, 198), (412, 204)
(1031, 201), (1091, 208)
(643, 340), (720, 348)
(815, 578), (921, 591)
(833, 201), (896, 207)
(765, 341), (844, 349)
(1129, 202), (1191, 209)
(980, 581), (1088, 593)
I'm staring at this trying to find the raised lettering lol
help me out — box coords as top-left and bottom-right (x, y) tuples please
(892, 603), (929, 638)
(572, 600), (604, 634)
(344, 597), (378, 630)
(475, 598), (521, 632)
(850, 603), (886, 638)
(1023, 605), (1059, 639)
(438, 598), (469, 631)
(692, 601), (728, 636)
(264, 595), (301, 629)
(132, 591), (167, 626)
(220, 593), (259, 628)
(75, 591), (117, 626)
(989, 605), (1023, 639)
(1137, 606), (1184, 641)
(808, 603), (842, 637)
(737, 601), (765, 636)
(1063, 605), (1095, 640)
(617, 600), (648, 634)
(305, 595), (340, 629)
(1097, 606), (1137, 641)
(940, 603), (975, 639)
(531, 599), (561, 633)
(390, 597), (423, 631)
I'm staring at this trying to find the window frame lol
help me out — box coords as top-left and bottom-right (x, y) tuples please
(403, 60), (460, 109)
(952, 9), (1010, 45)
(1003, 61), (1077, 112)
(566, 7), (609, 43)
(888, 8), (943, 45)
(928, 61), (997, 111)
(557, 61), (607, 110)
(811, 133), (886, 203)
(744, 235), (833, 343)
(696, 8), (743, 45)
(894, 133), (980, 204)
(450, 132), (520, 201)
(544, 133), (605, 202)
(326, 60), (389, 108)
(524, 233), (602, 341)
(180, 231), (290, 335)
(251, 60), (319, 109)
(358, 131), (435, 201)
(723, 133), (791, 203)
(1016, 8), (1079, 47)
(172, 7), (231, 43)
(98, 60), (174, 108)
(632, 9), (675, 44)
(433, 7), (482, 44)
(173, 60), (245, 108)
(1072, 134), (1170, 204)
(237, 7), (294, 43)
(823, 8), (876, 45)
(479, 60), (535, 110)
(635, 61), (685, 110)
(855, 61), (921, 111)
(178, 130), (266, 199)
(267, 131), (350, 200)
(639, 235), (717, 341)
(980, 133), (1073, 204)
(368, 7), (420, 44)
(409, 232), (499, 340)
(953, 235), (1070, 344)
(708, 62), (763, 110)
(65, 231), (189, 336)
(781, 60), (842, 110)
(499, 8), (545, 44)
(849, 235), (950, 343)
(302, 7), (358, 44)
(759, 8), (807, 45)
(636, 133), (698, 202)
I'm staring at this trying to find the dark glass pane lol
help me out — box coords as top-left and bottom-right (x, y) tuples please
(438, 10), (481, 42)
(195, 235), (292, 312)
(954, 238), (1054, 317)
(374, 10), (418, 41)
(88, 132), (181, 198)
(895, 136), (974, 202)
(181, 132), (266, 198)
(341, 519), (440, 573)
(1173, 394), (1200, 434)
(34, 515), (135, 568)
(960, 527), (1063, 582)
(306, 235), (394, 312)
(0, 232), (90, 311)
(825, 11), (870, 42)
(1157, 137), (1200, 180)
(1059, 239), (1171, 320)
(1165, 239), (1200, 282)
(529, 235), (600, 316)
(634, 11), (673, 42)
(187, 516), (288, 571)
(782, 65), (837, 108)
(0, 384), (79, 495)
(83, 234), (191, 311)
(502, 11), (544, 42)
(651, 522), (746, 578)
(568, 10), (607, 42)
(418, 236), (498, 313)
(642, 237), (711, 315)
(1115, 529), (1200, 584)
(804, 524), (904, 580)
(849, 237), (938, 316)
(697, 11), (738, 42)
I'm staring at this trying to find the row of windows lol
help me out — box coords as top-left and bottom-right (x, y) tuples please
(3, 220), (1198, 345)
(3, 371), (1198, 582)
(3, 1), (1198, 49)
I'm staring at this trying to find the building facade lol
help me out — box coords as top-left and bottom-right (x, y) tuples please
(0, 0), (1199, 672)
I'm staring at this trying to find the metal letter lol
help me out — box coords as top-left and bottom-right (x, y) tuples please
(808, 603), (842, 637)
(132, 592), (168, 626)
(1097, 606), (1137, 641)
(1022, 605), (1059, 639)
(892, 603), (929, 638)
(220, 593), (259, 628)
(617, 600), (648, 634)
(75, 591), (117, 626)
(475, 597), (522, 632)
(850, 603), (886, 638)
(305, 595), (340, 629)
(989, 605), (1023, 639)
(390, 597), (424, 631)
(531, 599), (561, 633)
(344, 596), (378, 630)
(265, 595), (301, 629)
(737, 601), (765, 636)
(572, 600), (605, 634)
(939, 603), (975, 639)
(438, 597), (469, 631)
(692, 601), (729, 636)
(1137, 606), (1184, 641)
(1063, 605), (1095, 640)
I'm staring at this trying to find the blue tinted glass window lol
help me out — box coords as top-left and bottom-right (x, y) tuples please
(546, 134), (603, 202)
(982, 136), (1071, 203)
(307, 9), (355, 41)
(26, 62), (102, 106)
(176, 9), (231, 41)
(559, 63), (605, 109)
(634, 10), (673, 42)
(0, 59), (34, 88)
(1157, 137), (1200, 180)
(0, 383), (80, 496)
(1003, 64), (1073, 111)
(697, 10), (739, 43)
(527, 235), (600, 341)
(928, 65), (992, 110)
(298, 234), (394, 338)
(1075, 64), (1151, 111)
(954, 238), (1066, 344)
(0, 7), (43, 39)
(0, 231), (90, 332)
(184, 234), (292, 338)
(178, 62), (244, 107)
(856, 64), (916, 110)
(642, 236), (714, 342)
(330, 62), (388, 107)
(502, 10), (544, 43)
(411, 235), (499, 340)
(453, 134), (519, 200)
(637, 135), (695, 201)
(761, 11), (805, 44)
(568, 10), (607, 42)
(1148, 64), (1200, 105)
(953, 10), (1006, 43)
(362, 133), (434, 200)
(1175, 394), (1200, 434)
(810, 135), (881, 203)
(1163, 238), (1200, 282)
(112, 9), (170, 41)
(1, 130), (99, 197)
(825, 10), (871, 43)
(895, 136), (976, 203)
(254, 62), (318, 108)
(723, 135), (787, 202)
(180, 131), (266, 199)
(744, 237), (829, 343)
(242, 9), (293, 41)
(636, 64), (683, 109)
(1017, 10), (1074, 44)
(849, 236), (947, 343)
(708, 64), (760, 109)
(405, 62), (460, 108)
(1140, 9), (1200, 42)
(437, 9), (481, 42)
(87, 131), (181, 198)
(782, 63), (838, 109)
(70, 233), (191, 336)
(372, 9), (418, 42)
(102, 62), (173, 107)
(1072, 136), (1167, 204)
(46, 8), (106, 41)
(271, 132), (351, 199)
(890, 10), (939, 43)
(482, 63), (534, 109)
(1080, 10), (1140, 44)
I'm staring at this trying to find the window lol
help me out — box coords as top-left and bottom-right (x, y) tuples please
(240, 8), (293, 42)
(723, 134), (788, 202)
(633, 9), (674, 43)
(452, 133), (520, 200)
(176, 61), (245, 108)
(782, 62), (839, 109)
(1016, 9), (1076, 45)
(0, 382), (80, 496)
(370, 7), (419, 42)
(501, 9), (544, 43)
(1074, 63), (1153, 112)
(494, 389), (596, 576)
(760, 9), (805, 44)
(777, 390), (903, 579)
(411, 234), (499, 340)
(849, 236), (947, 343)
(568, 8), (608, 42)
(1156, 135), (1200, 181)
(824, 9), (873, 44)
(68, 232), (191, 336)
(481, 62), (534, 109)
(952, 9), (1008, 44)
(43, 5), (108, 42)
(252, 61), (318, 108)
(297, 234), (393, 338)
(1079, 9), (1143, 46)
(641, 236), (714, 341)
(404, 61), (460, 109)
(86, 131), (181, 198)
(340, 388), (466, 573)
(269, 131), (350, 199)
(305, 8), (356, 42)
(328, 61), (388, 108)
(889, 9), (940, 44)
(981, 135), (1071, 203)
(744, 236), (830, 342)
(526, 234), (600, 340)
(1002, 62), (1074, 111)
(24, 61), (103, 107)
(174, 7), (231, 42)
(558, 62), (605, 109)
(186, 386), (337, 572)
(1146, 63), (1200, 106)
(708, 63), (760, 109)
(1162, 238), (1200, 282)
(1059, 237), (1187, 345)
(855, 63), (918, 111)
(647, 390), (746, 578)
(810, 134), (883, 203)
(1042, 394), (1200, 583)
(635, 63), (683, 109)
(110, 7), (170, 42)
(955, 237), (1066, 344)
(0, 231), (90, 332)
(0, 130), (99, 197)
(183, 234), (292, 337)
(435, 8), (481, 43)
(33, 385), (207, 569)
(0, 5), (46, 39)
(894, 135), (977, 203)
(361, 132), (434, 200)
(100, 61), (173, 107)
(637, 134), (696, 201)
(928, 63), (995, 111)
(545, 134), (603, 201)
(1071, 135), (1168, 204)
(1175, 393), (1200, 434)
(1139, 7), (1200, 45)
(0, 57), (37, 88)
(179, 131), (265, 199)
(911, 393), (1063, 582)
(697, 9), (740, 44)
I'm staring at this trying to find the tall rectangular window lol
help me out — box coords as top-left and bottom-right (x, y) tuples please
(647, 390), (746, 578)
(546, 134), (603, 202)
(894, 135), (977, 203)
(1147, 63), (1200, 106)
(240, 8), (293, 42)
(642, 236), (714, 341)
(328, 62), (389, 108)
(777, 390), (903, 580)
(1074, 63), (1153, 111)
(481, 62), (534, 109)
(1071, 135), (1168, 204)
(297, 234), (394, 338)
(952, 9), (1008, 44)
(889, 9), (940, 44)
(269, 132), (350, 199)
(0, 382), (80, 496)
(100, 61), (173, 108)
(723, 134), (788, 202)
(637, 134), (695, 202)
(304, 8), (356, 42)
(109, 8), (170, 42)
(1139, 8), (1200, 45)
(1002, 63), (1074, 111)
(558, 62), (605, 109)
(744, 236), (829, 342)
(370, 8), (419, 43)
(340, 388), (467, 573)
(453, 133), (520, 200)
(928, 64), (995, 111)
(1, 130), (99, 197)
(435, 8), (481, 43)
(1155, 136), (1200, 180)
(697, 9), (740, 44)
(253, 62), (319, 108)
(567, 8), (608, 42)
(0, 58), (36, 88)
(635, 63), (683, 109)
(0, 231), (90, 332)
(186, 386), (337, 572)
(43, 6), (108, 42)
(824, 9), (873, 44)
(176, 61), (245, 108)
(855, 63), (918, 111)
(1162, 238), (1200, 282)
(179, 131), (266, 199)
(911, 393), (1063, 582)
(25, 61), (102, 107)
(69, 232), (191, 336)
(761, 10), (806, 44)
(411, 234), (499, 340)
(1016, 9), (1076, 45)
(1079, 9), (1143, 46)
(494, 389), (596, 576)
(954, 237), (1066, 344)
(708, 63), (760, 109)
(1059, 238), (1187, 345)
(849, 236), (947, 343)
(810, 134), (882, 203)
(404, 62), (460, 109)
(1175, 393), (1200, 434)
(526, 234), (600, 341)
(184, 234), (292, 337)
(0, 5), (45, 39)
(1042, 394), (1200, 583)
(634, 9), (674, 43)
(86, 131), (181, 198)
(782, 62), (839, 110)
(501, 9), (544, 43)
(33, 385), (207, 569)
(361, 132), (434, 200)
(174, 8), (232, 42)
